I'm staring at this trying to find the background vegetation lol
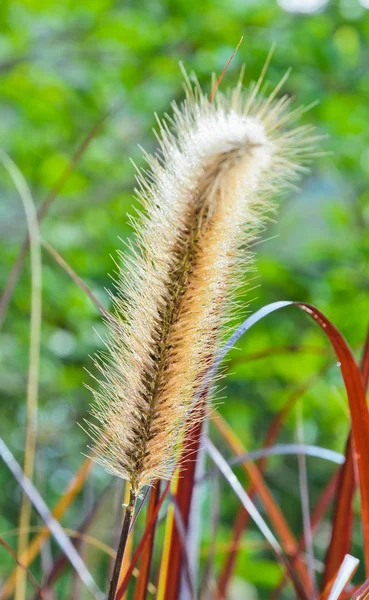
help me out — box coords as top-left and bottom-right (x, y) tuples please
(1, 0), (369, 597)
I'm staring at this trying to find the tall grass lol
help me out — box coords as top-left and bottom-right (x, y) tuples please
(1, 61), (369, 600)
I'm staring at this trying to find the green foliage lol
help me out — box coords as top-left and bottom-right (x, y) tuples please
(1, 0), (369, 597)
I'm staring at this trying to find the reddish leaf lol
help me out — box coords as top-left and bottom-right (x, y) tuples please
(320, 436), (355, 598)
(244, 302), (369, 575)
(214, 301), (369, 595)
(213, 414), (312, 594)
(321, 324), (369, 597)
(158, 406), (205, 600)
(271, 469), (340, 600)
(216, 368), (329, 599)
(0, 537), (44, 598)
(133, 481), (161, 600)
(351, 577), (369, 599)
(116, 482), (170, 600)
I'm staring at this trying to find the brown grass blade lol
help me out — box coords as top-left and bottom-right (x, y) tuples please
(42, 239), (109, 317)
(0, 537), (44, 599)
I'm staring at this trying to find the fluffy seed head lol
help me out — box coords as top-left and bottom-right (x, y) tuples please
(86, 68), (316, 494)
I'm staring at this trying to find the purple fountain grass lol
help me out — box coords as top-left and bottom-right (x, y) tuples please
(84, 67), (316, 599)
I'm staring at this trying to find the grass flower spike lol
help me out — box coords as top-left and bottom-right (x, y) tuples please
(87, 68), (315, 499)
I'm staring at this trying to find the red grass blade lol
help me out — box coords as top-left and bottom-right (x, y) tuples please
(321, 325), (369, 597)
(133, 482), (161, 600)
(212, 415), (312, 594)
(351, 578), (369, 599)
(0, 537), (44, 599)
(158, 409), (205, 600)
(116, 482), (170, 600)
(320, 436), (355, 598)
(206, 438), (309, 600)
(271, 470), (340, 600)
(216, 367), (330, 598)
(294, 304), (369, 548)
(214, 301), (369, 594)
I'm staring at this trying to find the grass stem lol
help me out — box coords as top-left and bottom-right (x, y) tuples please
(108, 489), (137, 600)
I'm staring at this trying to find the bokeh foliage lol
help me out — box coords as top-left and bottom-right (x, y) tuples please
(1, 0), (369, 597)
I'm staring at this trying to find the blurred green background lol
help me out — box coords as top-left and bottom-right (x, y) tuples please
(1, 0), (369, 597)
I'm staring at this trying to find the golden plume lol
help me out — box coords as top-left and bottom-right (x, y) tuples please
(86, 68), (316, 495)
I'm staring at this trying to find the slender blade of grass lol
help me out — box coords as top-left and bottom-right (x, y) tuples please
(116, 481), (171, 600)
(31, 485), (111, 599)
(0, 437), (104, 600)
(211, 416), (312, 593)
(0, 537), (44, 599)
(133, 482), (161, 600)
(205, 438), (309, 600)
(216, 367), (329, 599)
(352, 578), (369, 599)
(271, 469), (340, 600)
(321, 325), (369, 596)
(0, 150), (42, 600)
(296, 404), (316, 597)
(326, 554), (359, 600)
(0, 100), (119, 329)
(199, 474), (220, 599)
(0, 458), (92, 600)
(201, 443), (344, 480)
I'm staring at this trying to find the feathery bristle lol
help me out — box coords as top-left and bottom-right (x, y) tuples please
(86, 69), (316, 494)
